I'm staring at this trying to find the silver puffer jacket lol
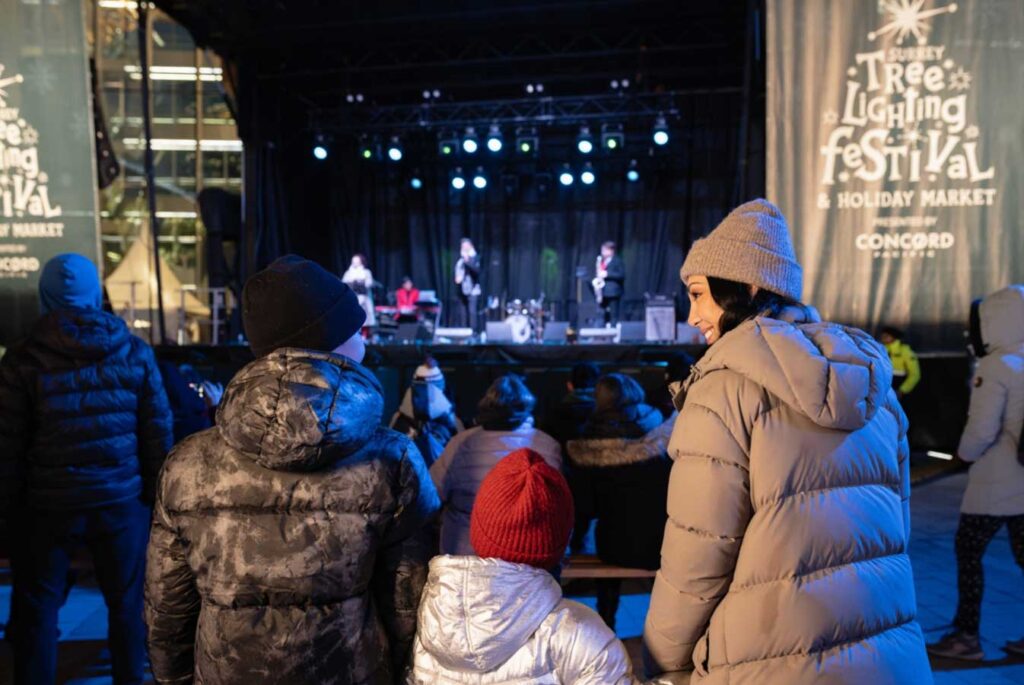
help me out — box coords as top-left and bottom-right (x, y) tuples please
(409, 556), (638, 684)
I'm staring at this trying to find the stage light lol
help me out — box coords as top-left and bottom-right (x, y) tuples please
(438, 132), (457, 156)
(626, 159), (640, 182)
(653, 116), (669, 146)
(462, 127), (479, 154)
(472, 168), (487, 189)
(410, 176), (423, 189)
(486, 125), (503, 152)
(577, 126), (594, 154)
(515, 127), (538, 155)
(601, 123), (624, 150)
(386, 137), (403, 162)
(358, 135), (375, 160)
(313, 145), (327, 160)
(580, 163), (595, 185)
(559, 166), (574, 186)
(451, 168), (466, 190)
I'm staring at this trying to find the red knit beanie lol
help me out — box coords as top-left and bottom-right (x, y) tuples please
(470, 448), (574, 569)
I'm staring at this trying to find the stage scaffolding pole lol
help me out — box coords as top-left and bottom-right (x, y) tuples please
(136, 0), (166, 343)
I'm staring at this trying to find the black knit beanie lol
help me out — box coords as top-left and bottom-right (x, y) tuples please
(243, 255), (366, 358)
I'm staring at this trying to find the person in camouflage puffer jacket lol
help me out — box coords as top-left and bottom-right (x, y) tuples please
(144, 255), (440, 685)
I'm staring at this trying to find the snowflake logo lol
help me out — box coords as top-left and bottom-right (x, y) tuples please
(869, 0), (958, 45)
(964, 125), (980, 139)
(0, 64), (25, 108)
(22, 125), (39, 145)
(949, 67), (971, 91)
(902, 124), (924, 147)
(822, 110), (839, 125)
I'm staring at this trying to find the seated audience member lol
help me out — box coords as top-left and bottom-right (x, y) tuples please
(409, 448), (638, 684)
(542, 361), (600, 449)
(430, 374), (560, 555)
(396, 276), (420, 312)
(567, 373), (672, 627)
(0, 253), (172, 684)
(390, 358), (463, 467)
(144, 255), (439, 685)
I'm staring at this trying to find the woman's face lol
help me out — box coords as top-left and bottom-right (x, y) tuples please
(686, 275), (725, 345)
(351, 256), (363, 268)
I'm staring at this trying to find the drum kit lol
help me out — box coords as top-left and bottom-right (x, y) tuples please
(502, 295), (547, 343)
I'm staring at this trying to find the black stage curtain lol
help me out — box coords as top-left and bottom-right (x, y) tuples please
(248, 92), (763, 325)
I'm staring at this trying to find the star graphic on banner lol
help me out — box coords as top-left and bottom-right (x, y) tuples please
(0, 64), (25, 107)
(869, 0), (959, 45)
(949, 67), (971, 91)
(22, 125), (39, 145)
(902, 125), (924, 146)
(964, 125), (980, 139)
(822, 109), (839, 125)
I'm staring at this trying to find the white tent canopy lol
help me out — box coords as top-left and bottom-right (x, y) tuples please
(104, 231), (209, 340)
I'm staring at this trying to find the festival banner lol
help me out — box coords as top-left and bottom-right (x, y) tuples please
(0, 0), (100, 344)
(767, 0), (1023, 350)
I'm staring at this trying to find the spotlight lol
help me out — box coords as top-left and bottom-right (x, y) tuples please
(601, 123), (624, 151)
(451, 168), (466, 190)
(576, 126), (594, 154)
(462, 127), (479, 154)
(312, 136), (328, 160)
(653, 116), (669, 146)
(626, 159), (640, 182)
(515, 127), (538, 156)
(486, 124), (503, 153)
(438, 132), (458, 157)
(410, 176), (423, 189)
(472, 167), (487, 189)
(358, 136), (376, 160)
(386, 137), (403, 162)
(580, 162), (595, 185)
(559, 166), (574, 186)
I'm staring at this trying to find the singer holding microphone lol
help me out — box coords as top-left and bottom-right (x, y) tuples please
(592, 240), (624, 325)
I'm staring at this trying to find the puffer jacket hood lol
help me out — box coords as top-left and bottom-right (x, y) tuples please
(217, 348), (384, 471)
(685, 310), (891, 431)
(417, 556), (561, 672)
(32, 308), (131, 361)
(979, 285), (1024, 353)
(399, 381), (454, 422)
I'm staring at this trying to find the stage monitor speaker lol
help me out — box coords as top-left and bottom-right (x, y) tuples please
(542, 321), (569, 342)
(485, 321), (515, 343)
(646, 299), (676, 342)
(579, 327), (618, 344)
(396, 323), (431, 343)
(619, 321), (647, 343)
(434, 327), (474, 343)
(677, 322), (706, 345)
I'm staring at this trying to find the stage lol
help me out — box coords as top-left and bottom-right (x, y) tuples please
(156, 343), (971, 453)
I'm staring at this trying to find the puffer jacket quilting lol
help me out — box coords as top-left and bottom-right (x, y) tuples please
(643, 311), (932, 684)
(144, 348), (441, 685)
(0, 307), (172, 513)
(409, 555), (637, 684)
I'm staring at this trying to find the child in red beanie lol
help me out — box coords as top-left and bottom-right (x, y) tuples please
(409, 448), (639, 683)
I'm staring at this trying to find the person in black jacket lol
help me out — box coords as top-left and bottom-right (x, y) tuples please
(0, 253), (173, 685)
(144, 255), (440, 685)
(541, 361), (600, 450)
(454, 237), (482, 332)
(566, 372), (672, 628)
(594, 241), (625, 325)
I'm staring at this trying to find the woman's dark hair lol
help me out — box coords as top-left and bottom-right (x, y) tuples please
(477, 374), (535, 430)
(968, 298), (986, 358)
(594, 373), (645, 414)
(879, 325), (904, 340)
(401, 275), (413, 286)
(706, 277), (804, 337)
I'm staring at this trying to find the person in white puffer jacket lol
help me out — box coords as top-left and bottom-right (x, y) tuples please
(410, 448), (637, 684)
(928, 285), (1024, 661)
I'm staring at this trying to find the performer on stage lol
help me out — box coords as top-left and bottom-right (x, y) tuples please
(396, 276), (420, 322)
(454, 238), (482, 332)
(593, 240), (624, 325)
(342, 254), (376, 328)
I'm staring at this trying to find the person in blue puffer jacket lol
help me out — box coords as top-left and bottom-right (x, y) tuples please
(0, 253), (173, 685)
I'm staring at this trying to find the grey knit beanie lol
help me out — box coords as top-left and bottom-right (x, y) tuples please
(680, 199), (803, 301)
